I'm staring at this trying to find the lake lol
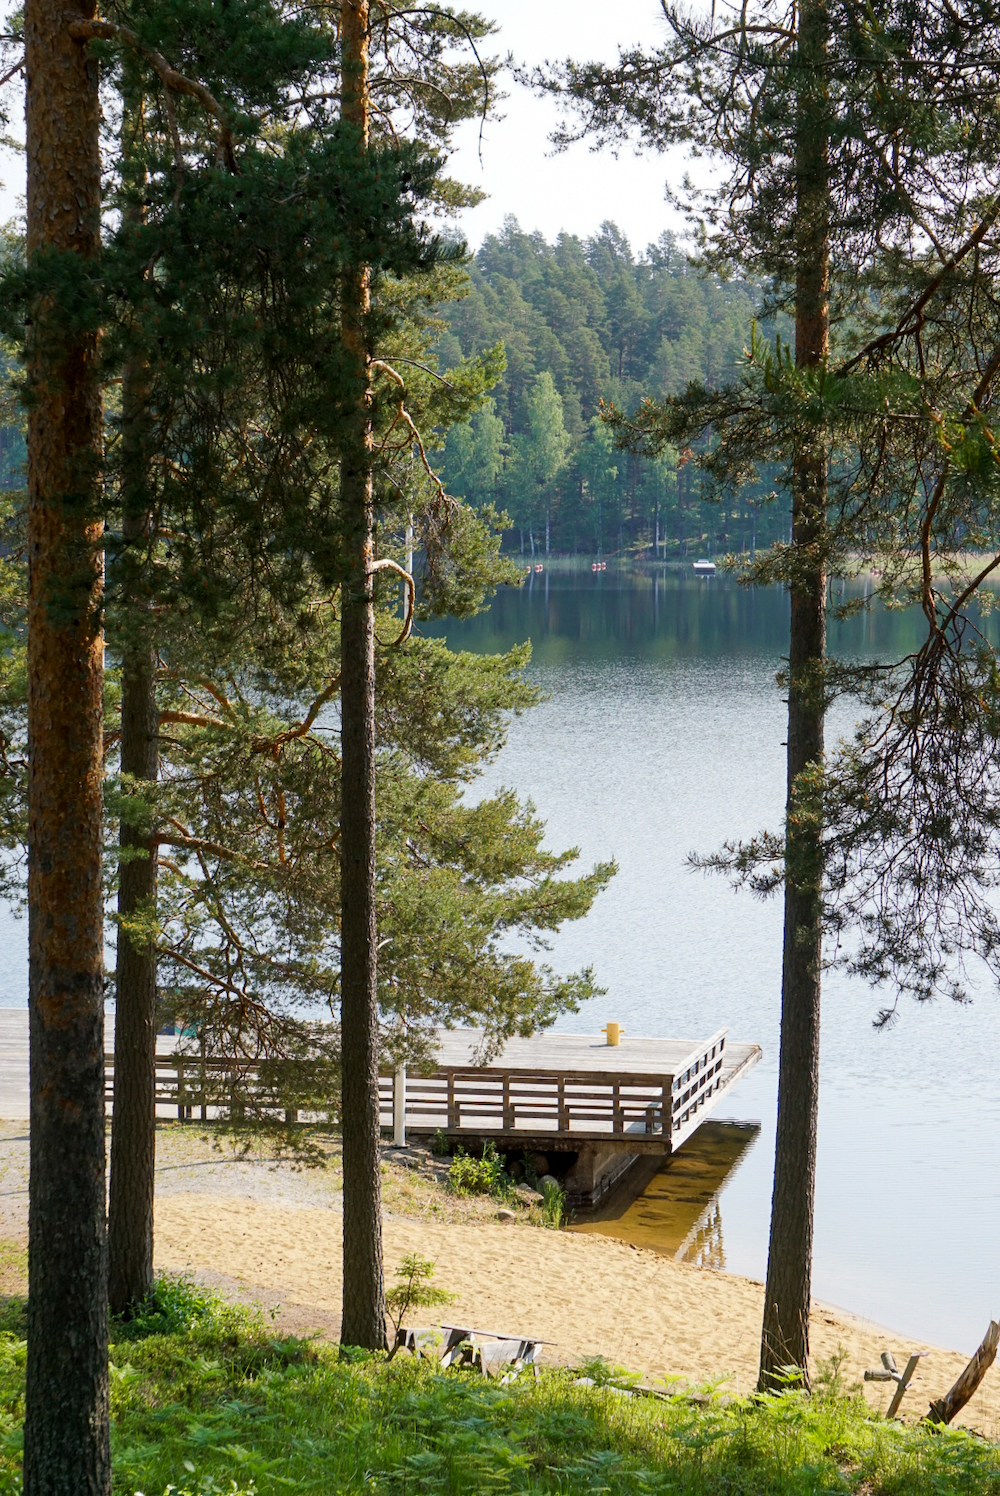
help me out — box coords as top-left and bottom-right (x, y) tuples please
(426, 566), (1000, 1356)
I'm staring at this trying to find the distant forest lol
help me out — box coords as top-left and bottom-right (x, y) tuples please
(438, 218), (791, 560)
(0, 222), (789, 559)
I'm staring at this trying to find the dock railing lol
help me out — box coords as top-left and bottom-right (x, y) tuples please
(668, 1028), (727, 1143)
(102, 1027), (731, 1142)
(103, 1051), (331, 1123)
(379, 1029), (729, 1146)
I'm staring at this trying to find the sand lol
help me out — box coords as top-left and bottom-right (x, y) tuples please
(153, 1193), (1000, 1433)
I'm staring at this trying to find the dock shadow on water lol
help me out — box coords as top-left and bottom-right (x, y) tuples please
(568, 1120), (760, 1269)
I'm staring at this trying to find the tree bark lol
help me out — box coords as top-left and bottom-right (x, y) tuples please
(108, 348), (158, 1315)
(758, 0), (830, 1394)
(339, 0), (387, 1352)
(108, 630), (157, 1317)
(23, 1), (111, 1491)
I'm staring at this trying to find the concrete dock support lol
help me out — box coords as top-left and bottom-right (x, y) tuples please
(564, 1142), (647, 1207)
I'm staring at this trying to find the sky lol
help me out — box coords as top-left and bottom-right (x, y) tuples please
(0, 1), (693, 254)
(447, 0), (690, 252)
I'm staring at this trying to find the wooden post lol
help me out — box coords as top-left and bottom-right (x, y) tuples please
(447, 1071), (456, 1129)
(176, 1060), (186, 1121)
(503, 1074), (512, 1131)
(926, 1322), (1000, 1425)
(393, 1062), (406, 1146)
(558, 1076), (568, 1131)
(613, 1082), (622, 1134)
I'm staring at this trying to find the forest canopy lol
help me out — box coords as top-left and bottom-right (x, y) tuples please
(437, 217), (781, 558)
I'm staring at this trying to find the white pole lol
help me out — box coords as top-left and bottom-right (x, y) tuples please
(393, 1061), (407, 1146)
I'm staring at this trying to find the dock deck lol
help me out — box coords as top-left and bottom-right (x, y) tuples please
(379, 1026), (761, 1154)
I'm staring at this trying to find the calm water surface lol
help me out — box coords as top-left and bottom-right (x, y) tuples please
(428, 569), (1000, 1354)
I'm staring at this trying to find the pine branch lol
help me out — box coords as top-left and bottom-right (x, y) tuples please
(370, 559), (414, 645)
(68, 19), (236, 169)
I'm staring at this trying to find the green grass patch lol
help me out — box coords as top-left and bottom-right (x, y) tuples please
(0, 1281), (995, 1493)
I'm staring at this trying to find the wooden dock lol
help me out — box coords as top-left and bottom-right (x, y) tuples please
(379, 1026), (761, 1204)
(0, 1011), (761, 1206)
(380, 1027), (759, 1151)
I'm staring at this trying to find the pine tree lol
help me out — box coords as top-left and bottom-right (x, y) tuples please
(338, 0), (386, 1351)
(22, 1), (110, 1489)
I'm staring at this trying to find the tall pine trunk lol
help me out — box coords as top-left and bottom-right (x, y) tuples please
(758, 0), (830, 1393)
(108, 137), (158, 1314)
(339, 0), (387, 1352)
(108, 333), (158, 1316)
(23, 2), (111, 1491)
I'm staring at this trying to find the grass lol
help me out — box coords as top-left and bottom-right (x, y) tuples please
(0, 1280), (995, 1494)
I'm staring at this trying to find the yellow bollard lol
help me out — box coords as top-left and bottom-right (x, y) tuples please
(602, 1022), (624, 1047)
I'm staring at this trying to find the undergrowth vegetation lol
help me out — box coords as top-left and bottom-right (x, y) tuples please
(447, 1143), (569, 1226)
(0, 1279), (995, 1493)
(447, 1141), (513, 1198)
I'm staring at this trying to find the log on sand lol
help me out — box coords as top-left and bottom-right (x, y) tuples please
(926, 1321), (1000, 1426)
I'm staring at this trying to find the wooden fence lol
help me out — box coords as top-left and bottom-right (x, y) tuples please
(103, 1053), (307, 1122)
(104, 1028), (730, 1142)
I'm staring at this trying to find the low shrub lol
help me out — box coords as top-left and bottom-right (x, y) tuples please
(447, 1140), (512, 1199)
(110, 1274), (249, 1342)
(538, 1177), (568, 1227)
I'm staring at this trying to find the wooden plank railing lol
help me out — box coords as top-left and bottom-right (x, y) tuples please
(377, 1067), (675, 1138)
(104, 1053), (306, 1122)
(103, 1027), (731, 1143)
(380, 1031), (729, 1145)
(669, 1029), (727, 1138)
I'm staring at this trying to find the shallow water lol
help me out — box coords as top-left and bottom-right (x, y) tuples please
(425, 567), (1000, 1354)
(569, 1119), (761, 1268)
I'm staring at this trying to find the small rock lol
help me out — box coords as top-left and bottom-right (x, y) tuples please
(538, 1174), (560, 1193)
(496, 1207), (516, 1222)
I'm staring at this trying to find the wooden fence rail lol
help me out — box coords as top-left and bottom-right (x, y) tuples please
(378, 1031), (728, 1145)
(103, 1029), (730, 1142)
(103, 1053), (306, 1122)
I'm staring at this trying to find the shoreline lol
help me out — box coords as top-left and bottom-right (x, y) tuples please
(0, 1120), (994, 1430)
(153, 1188), (1000, 1432)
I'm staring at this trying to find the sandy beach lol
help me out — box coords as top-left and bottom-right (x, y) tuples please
(154, 1189), (1000, 1433)
(0, 1119), (993, 1432)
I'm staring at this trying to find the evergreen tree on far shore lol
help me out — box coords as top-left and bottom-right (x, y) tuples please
(440, 217), (769, 558)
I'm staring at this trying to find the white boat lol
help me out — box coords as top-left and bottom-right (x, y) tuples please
(692, 558), (716, 575)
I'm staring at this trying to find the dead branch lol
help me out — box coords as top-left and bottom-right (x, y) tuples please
(159, 709), (226, 730)
(371, 557), (414, 645)
(371, 359), (450, 508)
(68, 18), (236, 169)
(926, 1321), (1000, 1424)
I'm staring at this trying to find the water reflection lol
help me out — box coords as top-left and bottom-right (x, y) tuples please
(569, 1120), (760, 1268)
(426, 568), (1000, 664)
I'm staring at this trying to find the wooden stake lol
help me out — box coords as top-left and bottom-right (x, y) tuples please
(926, 1321), (1000, 1425)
